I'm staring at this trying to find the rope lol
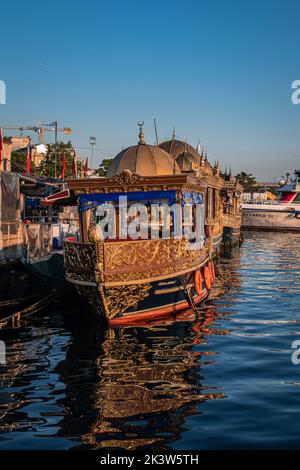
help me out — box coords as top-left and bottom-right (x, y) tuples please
(0, 290), (57, 329)
(0, 289), (55, 307)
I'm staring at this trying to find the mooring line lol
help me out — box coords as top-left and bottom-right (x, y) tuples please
(0, 289), (55, 308)
(0, 290), (57, 329)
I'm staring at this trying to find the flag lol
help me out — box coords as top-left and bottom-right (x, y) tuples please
(71, 149), (77, 176)
(84, 157), (88, 177)
(59, 151), (66, 179)
(0, 128), (2, 164)
(25, 146), (31, 174)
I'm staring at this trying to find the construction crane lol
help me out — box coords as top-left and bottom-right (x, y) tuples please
(0, 124), (71, 144)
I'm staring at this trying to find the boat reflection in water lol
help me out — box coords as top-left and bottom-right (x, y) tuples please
(56, 299), (235, 449)
(0, 247), (241, 450)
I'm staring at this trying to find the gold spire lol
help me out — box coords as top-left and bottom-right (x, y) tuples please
(138, 121), (145, 145)
(214, 160), (220, 176)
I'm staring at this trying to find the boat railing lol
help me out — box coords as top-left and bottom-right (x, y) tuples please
(222, 213), (241, 228)
(242, 199), (279, 205)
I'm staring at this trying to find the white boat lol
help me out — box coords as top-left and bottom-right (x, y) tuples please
(242, 170), (300, 231)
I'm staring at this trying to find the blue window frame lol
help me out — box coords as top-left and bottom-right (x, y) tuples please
(78, 190), (177, 213)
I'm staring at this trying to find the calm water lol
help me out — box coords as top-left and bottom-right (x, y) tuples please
(1, 232), (300, 450)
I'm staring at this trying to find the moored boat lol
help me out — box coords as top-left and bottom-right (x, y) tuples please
(63, 126), (218, 324)
(221, 172), (244, 249)
(63, 170), (215, 325)
(242, 170), (300, 231)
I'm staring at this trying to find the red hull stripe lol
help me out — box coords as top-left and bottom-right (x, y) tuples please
(109, 288), (209, 326)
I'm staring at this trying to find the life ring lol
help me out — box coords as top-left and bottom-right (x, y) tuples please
(203, 265), (212, 290)
(208, 260), (215, 282)
(194, 270), (202, 296)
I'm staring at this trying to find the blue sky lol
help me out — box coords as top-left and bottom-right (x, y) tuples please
(1, 0), (300, 179)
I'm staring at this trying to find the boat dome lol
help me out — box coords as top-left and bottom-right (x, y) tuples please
(106, 124), (181, 177)
(159, 137), (214, 175)
(159, 139), (200, 172)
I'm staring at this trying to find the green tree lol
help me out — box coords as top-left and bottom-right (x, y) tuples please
(96, 158), (113, 177)
(11, 150), (36, 173)
(236, 172), (257, 192)
(37, 141), (76, 179)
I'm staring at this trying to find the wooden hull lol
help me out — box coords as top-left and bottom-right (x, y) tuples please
(109, 289), (209, 325)
(212, 231), (223, 255)
(63, 238), (213, 324)
(74, 273), (209, 325)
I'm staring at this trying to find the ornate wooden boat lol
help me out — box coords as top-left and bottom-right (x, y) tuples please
(63, 170), (215, 325)
(61, 125), (243, 324)
(221, 174), (244, 249)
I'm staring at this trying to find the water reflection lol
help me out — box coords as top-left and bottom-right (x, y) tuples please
(4, 233), (300, 449)
(0, 245), (241, 450)
(56, 307), (228, 450)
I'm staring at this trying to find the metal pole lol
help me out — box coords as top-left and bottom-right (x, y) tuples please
(54, 121), (58, 179)
(154, 118), (159, 145)
(89, 136), (96, 176)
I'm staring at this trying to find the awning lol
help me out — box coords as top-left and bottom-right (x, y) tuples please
(41, 188), (71, 205)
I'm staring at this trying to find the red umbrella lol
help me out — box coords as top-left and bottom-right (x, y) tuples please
(59, 151), (66, 179)
(25, 146), (31, 174)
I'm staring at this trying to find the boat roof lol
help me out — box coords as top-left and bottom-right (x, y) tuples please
(65, 171), (207, 196)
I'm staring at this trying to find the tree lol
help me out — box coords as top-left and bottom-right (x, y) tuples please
(236, 172), (257, 192)
(96, 158), (113, 177)
(11, 150), (36, 173)
(37, 141), (76, 179)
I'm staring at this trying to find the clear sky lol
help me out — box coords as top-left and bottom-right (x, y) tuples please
(1, 0), (300, 180)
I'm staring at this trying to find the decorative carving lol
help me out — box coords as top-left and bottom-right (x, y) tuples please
(63, 236), (209, 319)
(107, 170), (145, 186)
(75, 285), (105, 318)
(104, 283), (151, 320)
(63, 241), (96, 282)
(75, 281), (151, 321)
(222, 213), (242, 229)
(104, 258), (205, 284)
(103, 238), (207, 284)
(104, 238), (189, 271)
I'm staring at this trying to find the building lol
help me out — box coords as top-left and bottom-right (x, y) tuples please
(2, 136), (30, 171)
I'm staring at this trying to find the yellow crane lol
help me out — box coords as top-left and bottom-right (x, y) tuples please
(0, 123), (71, 144)
(1, 122), (71, 178)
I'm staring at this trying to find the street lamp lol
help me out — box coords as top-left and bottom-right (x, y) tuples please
(89, 136), (96, 175)
(43, 121), (58, 178)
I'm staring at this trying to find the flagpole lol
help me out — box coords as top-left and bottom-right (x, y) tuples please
(54, 121), (58, 179)
(25, 138), (31, 174)
(0, 128), (3, 171)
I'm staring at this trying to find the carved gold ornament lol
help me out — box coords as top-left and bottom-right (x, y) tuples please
(107, 170), (145, 186)
(104, 283), (151, 320)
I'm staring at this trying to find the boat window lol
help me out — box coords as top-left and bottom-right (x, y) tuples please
(81, 190), (205, 245)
